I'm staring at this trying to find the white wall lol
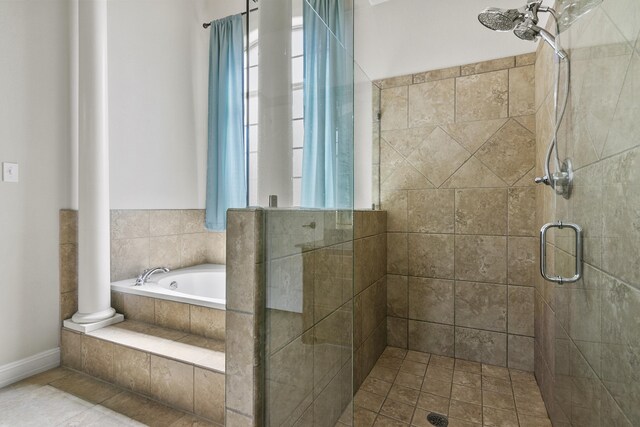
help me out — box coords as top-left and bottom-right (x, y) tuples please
(108, 0), (244, 209)
(354, 0), (544, 80)
(0, 0), (71, 366)
(108, 0), (547, 210)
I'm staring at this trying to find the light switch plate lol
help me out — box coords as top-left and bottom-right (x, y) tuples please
(3, 162), (19, 183)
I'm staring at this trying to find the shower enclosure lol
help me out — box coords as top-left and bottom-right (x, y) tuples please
(532, 1), (640, 425)
(239, 1), (374, 425)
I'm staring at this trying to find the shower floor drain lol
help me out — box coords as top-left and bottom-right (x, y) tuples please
(426, 412), (448, 427)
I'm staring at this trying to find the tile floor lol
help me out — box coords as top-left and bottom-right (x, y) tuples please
(352, 347), (551, 427)
(1, 347), (552, 427)
(0, 367), (216, 426)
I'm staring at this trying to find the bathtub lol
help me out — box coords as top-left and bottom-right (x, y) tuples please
(111, 264), (226, 310)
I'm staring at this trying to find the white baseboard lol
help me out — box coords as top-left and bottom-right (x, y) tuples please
(0, 348), (60, 388)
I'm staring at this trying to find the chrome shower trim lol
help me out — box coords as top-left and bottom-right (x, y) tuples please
(477, 1), (572, 198)
(535, 158), (573, 199)
(532, 9), (573, 199)
(536, 27), (568, 59)
(540, 221), (583, 284)
(513, 22), (569, 59)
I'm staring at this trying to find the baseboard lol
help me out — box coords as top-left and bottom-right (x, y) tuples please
(0, 348), (60, 388)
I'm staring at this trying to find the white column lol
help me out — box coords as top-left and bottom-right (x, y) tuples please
(66, 0), (121, 330)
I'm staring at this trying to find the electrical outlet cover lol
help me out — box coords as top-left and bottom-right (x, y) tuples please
(3, 162), (19, 183)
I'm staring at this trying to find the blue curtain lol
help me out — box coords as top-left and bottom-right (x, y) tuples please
(205, 14), (246, 230)
(301, 0), (353, 209)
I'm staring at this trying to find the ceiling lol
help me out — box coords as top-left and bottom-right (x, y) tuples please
(354, 0), (549, 80)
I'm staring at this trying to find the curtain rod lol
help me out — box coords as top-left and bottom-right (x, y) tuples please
(203, 7), (258, 29)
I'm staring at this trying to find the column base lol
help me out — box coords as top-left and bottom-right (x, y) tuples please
(72, 307), (116, 324)
(64, 313), (124, 333)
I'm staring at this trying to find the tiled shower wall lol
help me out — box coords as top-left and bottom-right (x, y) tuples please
(58, 209), (226, 321)
(264, 210), (386, 426)
(225, 209), (386, 427)
(534, 2), (640, 426)
(353, 211), (388, 389)
(376, 54), (538, 369)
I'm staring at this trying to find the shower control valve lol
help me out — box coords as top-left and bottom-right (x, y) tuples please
(534, 159), (574, 199)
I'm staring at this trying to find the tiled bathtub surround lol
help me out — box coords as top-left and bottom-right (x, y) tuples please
(376, 54), (538, 369)
(110, 209), (226, 282)
(59, 209), (226, 321)
(60, 323), (225, 423)
(110, 293), (225, 341)
(534, 1), (640, 426)
(225, 209), (387, 427)
(59, 209), (227, 421)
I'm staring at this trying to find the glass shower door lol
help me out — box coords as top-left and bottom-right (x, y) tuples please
(536, 5), (640, 424)
(249, 1), (357, 426)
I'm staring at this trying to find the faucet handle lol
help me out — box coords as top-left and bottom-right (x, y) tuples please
(534, 175), (550, 185)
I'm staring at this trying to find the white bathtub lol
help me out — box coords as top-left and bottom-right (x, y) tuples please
(111, 264), (226, 310)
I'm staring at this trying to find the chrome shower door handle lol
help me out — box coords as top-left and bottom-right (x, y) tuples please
(540, 221), (583, 284)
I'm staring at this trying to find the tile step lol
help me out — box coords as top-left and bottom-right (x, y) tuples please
(74, 320), (225, 373)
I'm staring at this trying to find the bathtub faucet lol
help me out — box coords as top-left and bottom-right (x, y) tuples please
(134, 267), (170, 286)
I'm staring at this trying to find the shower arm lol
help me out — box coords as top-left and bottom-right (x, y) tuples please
(535, 26), (568, 59)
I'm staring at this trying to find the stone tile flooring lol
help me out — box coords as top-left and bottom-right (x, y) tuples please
(353, 347), (551, 427)
(0, 367), (216, 426)
(1, 347), (552, 427)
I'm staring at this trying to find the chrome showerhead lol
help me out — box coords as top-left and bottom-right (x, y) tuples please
(514, 21), (568, 59)
(513, 20), (539, 40)
(477, 7), (524, 31)
(478, 1), (568, 60)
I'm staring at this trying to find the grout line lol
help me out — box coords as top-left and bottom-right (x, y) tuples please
(480, 367), (484, 425)
(453, 75), (457, 124)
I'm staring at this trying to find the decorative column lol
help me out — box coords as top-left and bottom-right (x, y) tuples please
(64, 0), (123, 332)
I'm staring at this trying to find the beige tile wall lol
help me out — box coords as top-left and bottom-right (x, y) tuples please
(534, 2), (640, 425)
(354, 211), (388, 390)
(110, 209), (226, 282)
(225, 209), (265, 427)
(110, 293), (225, 341)
(226, 209), (387, 427)
(61, 329), (224, 424)
(59, 209), (226, 321)
(60, 210), (79, 321)
(263, 209), (385, 427)
(375, 53), (538, 370)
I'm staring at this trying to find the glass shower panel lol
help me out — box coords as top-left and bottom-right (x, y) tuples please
(371, 82), (381, 209)
(253, 1), (356, 426)
(537, 2), (640, 425)
(351, 61), (376, 210)
(264, 209), (354, 426)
